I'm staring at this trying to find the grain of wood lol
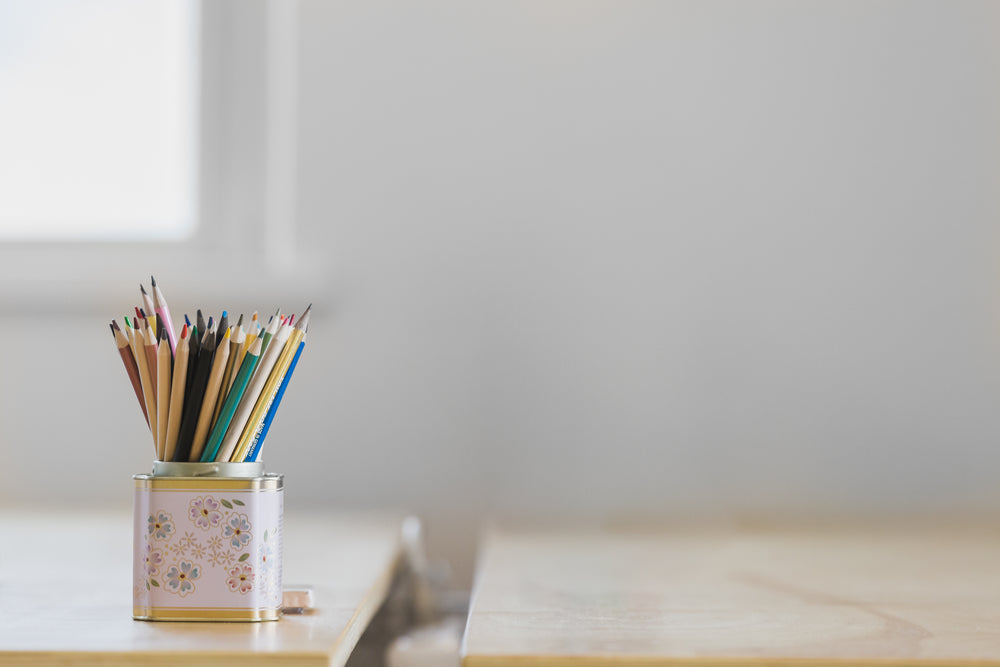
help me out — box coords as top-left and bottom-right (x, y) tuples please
(463, 523), (1000, 667)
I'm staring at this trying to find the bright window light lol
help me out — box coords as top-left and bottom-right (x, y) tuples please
(0, 0), (197, 240)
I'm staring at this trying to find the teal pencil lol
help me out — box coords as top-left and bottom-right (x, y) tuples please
(200, 337), (263, 462)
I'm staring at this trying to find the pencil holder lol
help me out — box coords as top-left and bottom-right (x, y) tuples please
(133, 461), (283, 621)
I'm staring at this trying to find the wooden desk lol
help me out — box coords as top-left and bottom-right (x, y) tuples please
(0, 510), (404, 666)
(463, 523), (1000, 667)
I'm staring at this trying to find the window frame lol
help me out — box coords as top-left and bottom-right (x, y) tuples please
(0, 0), (306, 313)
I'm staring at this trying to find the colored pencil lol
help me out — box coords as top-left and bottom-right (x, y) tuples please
(213, 321), (292, 462)
(131, 325), (158, 452)
(112, 279), (311, 464)
(232, 307), (309, 462)
(246, 332), (306, 462)
(143, 319), (158, 402)
(140, 284), (157, 337)
(185, 319), (201, 401)
(111, 321), (147, 426)
(258, 309), (281, 358)
(216, 323), (245, 422)
(189, 326), (232, 462)
(173, 327), (217, 462)
(150, 275), (178, 356)
(201, 337), (262, 462)
(155, 326), (172, 460)
(163, 324), (190, 462)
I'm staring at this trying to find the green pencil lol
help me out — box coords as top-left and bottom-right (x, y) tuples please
(258, 309), (281, 358)
(200, 337), (263, 462)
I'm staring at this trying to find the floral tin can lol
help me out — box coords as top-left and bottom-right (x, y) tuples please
(133, 461), (283, 622)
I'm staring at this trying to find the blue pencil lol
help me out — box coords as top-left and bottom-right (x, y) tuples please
(245, 337), (306, 462)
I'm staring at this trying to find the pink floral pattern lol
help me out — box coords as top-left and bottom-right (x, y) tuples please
(227, 563), (255, 594)
(144, 543), (164, 576)
(189, 496), (223, 530)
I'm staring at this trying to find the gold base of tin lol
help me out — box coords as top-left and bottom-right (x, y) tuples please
(133, 607), (281, 622)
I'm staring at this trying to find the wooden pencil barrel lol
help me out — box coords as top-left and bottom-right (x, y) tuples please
(133, 462), (284, 621)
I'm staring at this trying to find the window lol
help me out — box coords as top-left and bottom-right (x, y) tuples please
(0, 0), (197, 240)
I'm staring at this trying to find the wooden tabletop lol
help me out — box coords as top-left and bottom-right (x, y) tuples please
(0, 509), (405, 666)
(463, 522), (1000, 667)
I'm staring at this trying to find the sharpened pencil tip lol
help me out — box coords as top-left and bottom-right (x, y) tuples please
(184, 314), (191, 326)
(140, 284), (147, 295)
(109, 323), (115, 335)
(236, 313), (244, 326)
(150, 275), (156, 287)
(222, 310), (228, 318)
(111, 319), (121, 332)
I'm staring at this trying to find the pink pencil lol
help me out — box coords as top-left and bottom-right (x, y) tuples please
(150, 275), (178, 355)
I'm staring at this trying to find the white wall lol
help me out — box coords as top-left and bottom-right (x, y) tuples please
(3, 0), (1000, 583)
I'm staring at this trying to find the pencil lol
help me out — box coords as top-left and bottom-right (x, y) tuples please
(246, 332), (306, 462)
(173, 326), (217, 462)
(143, 320), (158, 403)
(258, 309), (281, 358)
(140, 285), (157, 337)
(163, 324), (190, 462)
(201, 337), (262, 462)
(215, 322), (244, 423)
(196, 309), (206, 339)
(213, 321), (292, 462)
(150, 275), (178, 356)
(185, 318), (201, 401)
(111, 321), (147, 426)
(231, 307), (309, 462)
(131, 325), (158, 452)
(155, 326), (172, 460)
(189, 326), (232, 462)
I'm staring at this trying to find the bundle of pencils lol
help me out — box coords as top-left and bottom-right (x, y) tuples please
(109, 277), (310, 463)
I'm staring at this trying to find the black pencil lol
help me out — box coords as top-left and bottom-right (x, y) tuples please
(184, 317), (201, 403)
(173, 327), (217, 461)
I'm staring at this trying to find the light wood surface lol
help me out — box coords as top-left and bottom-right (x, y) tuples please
(0, 509), (404, 666)
(463, 523), (1000, 667)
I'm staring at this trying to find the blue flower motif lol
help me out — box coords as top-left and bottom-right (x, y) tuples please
(222, 513), (252, 550)
(165, 560), (201, 596)
(147, 511), (174, 541)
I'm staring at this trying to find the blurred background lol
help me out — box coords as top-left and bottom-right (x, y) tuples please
(1, 0), (1000, 588)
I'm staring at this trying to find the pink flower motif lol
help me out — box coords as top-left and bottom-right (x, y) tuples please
(222, 513), (252, 550)
(227, 563), (255, 594)
(144, 543), (164, 576)
(188, 496), (223, 530)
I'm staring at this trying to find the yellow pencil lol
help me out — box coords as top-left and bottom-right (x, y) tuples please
(155, 327), (172, 460)
(163, 324), (190, 462)
(188, 327), (232, 462)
